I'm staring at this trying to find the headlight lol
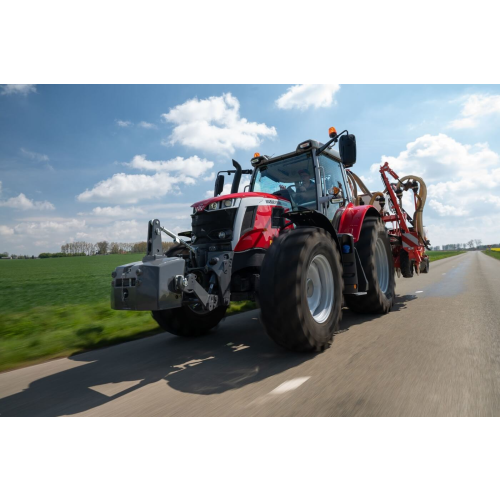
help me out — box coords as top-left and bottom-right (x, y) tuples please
(224, 199), (232, 207)
(209, 202), (218, 210)
(218, 231), (226, 239)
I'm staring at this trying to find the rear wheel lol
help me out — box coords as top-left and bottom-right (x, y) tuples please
(152, 243), (227, 336)
(345, 217), (395, 314)
(259, 227), (343, 352)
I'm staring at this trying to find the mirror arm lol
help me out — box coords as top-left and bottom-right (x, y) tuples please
(316, 129), (348, 156)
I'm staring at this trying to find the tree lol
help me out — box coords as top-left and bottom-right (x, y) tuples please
(110, 242), (120, 254)
(0, 252), (8, 258)
(474, 239), (482, 247)
(467, 240), (475, 248)
(96, 241), (109, 255)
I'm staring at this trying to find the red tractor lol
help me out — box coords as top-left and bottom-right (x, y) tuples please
(111, 127), (430, 352)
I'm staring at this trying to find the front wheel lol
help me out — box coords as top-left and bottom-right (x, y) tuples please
(259, 227), (343, 352)
(152, 304), (227, 337)
(345, 217), (395, 314)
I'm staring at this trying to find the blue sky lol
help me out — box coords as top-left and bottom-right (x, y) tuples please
(1, 83), (500, 254)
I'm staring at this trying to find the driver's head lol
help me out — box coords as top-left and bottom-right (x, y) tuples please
(298, 169), (311, 182)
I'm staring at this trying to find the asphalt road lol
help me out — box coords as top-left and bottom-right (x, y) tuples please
(1, 251), (500, 417)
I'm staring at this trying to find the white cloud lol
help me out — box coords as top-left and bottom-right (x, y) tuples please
(78, 205), (147, 218)
(448, 94), (500, 129)
(127, 155), (214, 177)
(0, 193), (55, 210)
(78, 154), (215, 204)
(116, 120), (132, 127)
(20, 148), (49, 162)
(370, 134), (498, 183)
(368, 133), (500, 246)
(13, 219), (86, 235)
(77, 172), (183, 204)
(162, 93), (277, 155)
(1, 84), (37, 95)
(429, 200), (469, 216)
(0, 225), (14, 236)
(275, 84), (340, 110)
(138, 121), (156, 129)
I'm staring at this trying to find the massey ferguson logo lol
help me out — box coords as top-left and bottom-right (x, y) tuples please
(194, 205), (205, 212)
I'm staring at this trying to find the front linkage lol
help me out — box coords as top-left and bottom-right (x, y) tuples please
(111, 219), (230, 313)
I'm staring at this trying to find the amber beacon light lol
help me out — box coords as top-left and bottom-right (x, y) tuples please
(328, 126), (337, 138)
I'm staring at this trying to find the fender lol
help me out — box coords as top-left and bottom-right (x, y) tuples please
(338, 203), (380, 242)
(285, 210), (340, 248)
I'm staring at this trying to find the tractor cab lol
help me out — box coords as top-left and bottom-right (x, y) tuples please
(212, 128), (358, 224)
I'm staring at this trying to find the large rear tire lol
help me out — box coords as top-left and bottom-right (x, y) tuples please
(345, 217), (395, 314)
(153, 243), (227, 336)
(259, 227), (343, 352)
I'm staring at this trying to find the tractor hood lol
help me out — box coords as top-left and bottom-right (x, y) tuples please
(191, 192), (288, 212)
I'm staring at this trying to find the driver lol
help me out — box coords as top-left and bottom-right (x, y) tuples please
(296, 169), (316, 202)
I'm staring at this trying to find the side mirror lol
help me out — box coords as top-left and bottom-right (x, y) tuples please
(339, 134), (356, 167)
(214, 174), (224, 197)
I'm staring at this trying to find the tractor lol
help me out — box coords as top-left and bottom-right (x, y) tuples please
(111, 127), (430, 352)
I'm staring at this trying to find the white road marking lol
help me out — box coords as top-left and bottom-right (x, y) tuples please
(270, 377), (310, 395)
(167, 357), (215, 376)
(232, 344), (250, 352)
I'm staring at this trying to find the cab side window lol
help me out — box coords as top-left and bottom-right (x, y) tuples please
(318, 154), (349, 220)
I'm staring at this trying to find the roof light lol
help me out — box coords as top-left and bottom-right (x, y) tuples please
(251, 157), (261, 165)
(254, 152), (260, 157)
(299, 141), (311, 149)
(329, 126), (337, 138)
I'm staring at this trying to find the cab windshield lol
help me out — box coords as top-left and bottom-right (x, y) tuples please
(251, 153), (317, 210)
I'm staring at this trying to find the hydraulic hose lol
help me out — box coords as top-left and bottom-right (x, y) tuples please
(369, 191), (385, 206)
(396, 175), (427, 245)
(346, 170), (371, 198)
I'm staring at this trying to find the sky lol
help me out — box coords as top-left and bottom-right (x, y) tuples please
(1, 83), (500, 254)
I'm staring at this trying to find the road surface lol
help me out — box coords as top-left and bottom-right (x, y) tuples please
(1, 251), (499, 416)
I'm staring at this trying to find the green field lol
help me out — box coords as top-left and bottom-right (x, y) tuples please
(426, 250), (465, 262)
(0, 255), (255, 372)
(482, 249), (500, 261)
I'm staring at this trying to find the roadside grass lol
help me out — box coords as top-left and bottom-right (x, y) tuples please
(0, 255), (257, 372)
(483, 249), (500, 261)
(0, 299), (257, 372)
(426, 250), (466, 262)
(0, 302), (160, 372)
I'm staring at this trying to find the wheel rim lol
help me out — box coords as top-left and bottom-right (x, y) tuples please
(306, 254), (334, 324)
(375, 238), (389, 294)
